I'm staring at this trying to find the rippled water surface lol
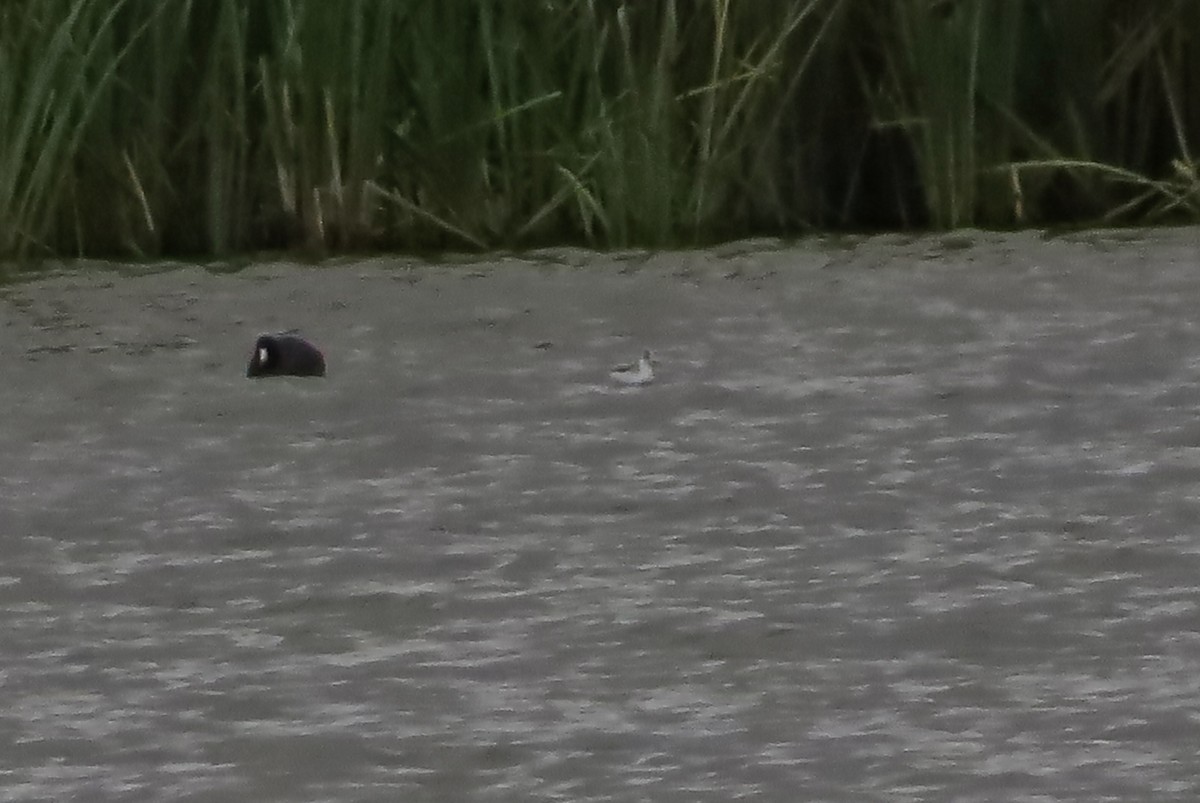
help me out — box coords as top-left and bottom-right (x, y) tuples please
(3, 229), (1200, 801)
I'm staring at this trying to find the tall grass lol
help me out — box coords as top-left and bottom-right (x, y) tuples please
(0, 0), (135, 256)
(3, 0), (1200, 260)
(867, 0), (1023, 228)
(994, 0), (1200, 224)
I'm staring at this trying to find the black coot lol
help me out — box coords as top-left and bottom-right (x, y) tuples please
(246, 334), (326, 378)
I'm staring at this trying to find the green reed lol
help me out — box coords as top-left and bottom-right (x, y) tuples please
(3, 0), (1200, 260)
(864, 0), (1023, 228)
(0, 0), (135, 256)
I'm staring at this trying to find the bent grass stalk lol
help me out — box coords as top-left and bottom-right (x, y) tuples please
(997, 2), (1200, 225)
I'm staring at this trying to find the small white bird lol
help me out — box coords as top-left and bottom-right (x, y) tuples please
(610, 349), (654, 386)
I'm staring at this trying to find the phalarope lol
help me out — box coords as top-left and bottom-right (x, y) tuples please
(246, 333), (326, 378)
(610, 350), (654, 386)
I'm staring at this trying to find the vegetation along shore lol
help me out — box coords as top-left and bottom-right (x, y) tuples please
(2, 0), (1199, 261)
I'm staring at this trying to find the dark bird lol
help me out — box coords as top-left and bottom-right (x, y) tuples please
(246, 333), (326, 378)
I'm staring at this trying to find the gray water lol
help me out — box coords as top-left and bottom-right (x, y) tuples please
(2, 228), (1200, 801)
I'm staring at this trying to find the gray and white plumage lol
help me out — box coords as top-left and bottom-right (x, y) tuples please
(610, 350), (654, 386)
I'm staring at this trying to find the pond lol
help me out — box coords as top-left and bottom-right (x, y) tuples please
(2, 228), (1200, 801)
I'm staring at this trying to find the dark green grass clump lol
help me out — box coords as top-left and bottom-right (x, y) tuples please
(4, 0), (1200, 260)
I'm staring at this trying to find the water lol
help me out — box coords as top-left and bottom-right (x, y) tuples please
(2, 229), (1200, 801)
